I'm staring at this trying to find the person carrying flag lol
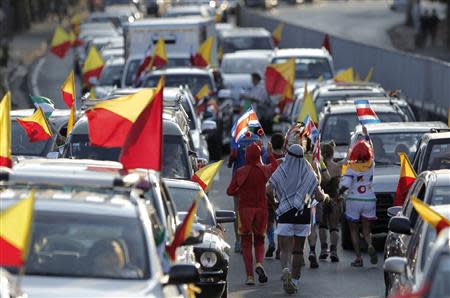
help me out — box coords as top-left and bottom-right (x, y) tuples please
(226, 142), (277, 286)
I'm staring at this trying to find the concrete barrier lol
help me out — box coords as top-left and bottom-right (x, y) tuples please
(238, 7), (450, 121)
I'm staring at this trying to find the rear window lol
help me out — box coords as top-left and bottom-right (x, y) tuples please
(144, 74), (213, 95)
(272, 57), (333, 80)
(221, 36), (273, 54)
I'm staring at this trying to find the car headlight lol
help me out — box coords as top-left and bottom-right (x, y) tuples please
(200, 251), (218, 268)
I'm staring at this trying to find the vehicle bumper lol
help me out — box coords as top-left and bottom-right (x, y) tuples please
(196, 270), (226, 298)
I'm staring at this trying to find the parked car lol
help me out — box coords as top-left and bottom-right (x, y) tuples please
(218, 28), (274, 55)
(412, 131), (450, 174)
(164, 178), (235, 298)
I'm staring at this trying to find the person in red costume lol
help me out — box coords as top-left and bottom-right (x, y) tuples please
(227, 142), (277, 285)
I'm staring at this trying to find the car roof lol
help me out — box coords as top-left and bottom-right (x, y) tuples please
(354, 122), (448, 133)
(163, 178), (202, 191)
(147, 67), (212, 75)
(126, 16), (211, 27)
(104, 56), (125, 65)
(316, 82), (385, 96)
(10, 109), (72, 118)
(431, 169), (450, 186)
(222, 50), (272, 59)
(220, 27), (271, 38)
(323, 103), (400, 114)
(272, 48), (331, 58)
(421, 131), (450, 142)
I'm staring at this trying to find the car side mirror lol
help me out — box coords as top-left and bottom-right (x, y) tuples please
(387, 206), (402, 218)
(383, 257), (407, 274)
(165, 264), (200, 285)
(388, 216), (412, 235)
(46, 151), (59, 159)
(215, 210), (235, 223)
(201, 120), (217, 134)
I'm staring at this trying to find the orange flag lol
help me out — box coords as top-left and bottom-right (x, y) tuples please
(393, 153), (416, 206)
(265, 58), (295, 96)
(0, 92), (12, 168)
(82, 46), (104, 88)
(411, 196), (450, 234)
(0, 190), (35, 266)
(50, 26), (71, 59)
(16, 107), (53, 143)
(272, 23), (284, 47)
(192, 160), (223, 192)
(61, 70), (76, 108)
(119, 78), (164, 170)
(86, 88), (159, 147)
(191, 37), (213, 67)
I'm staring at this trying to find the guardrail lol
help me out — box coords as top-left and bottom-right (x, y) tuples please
(237, 7), (450, 121)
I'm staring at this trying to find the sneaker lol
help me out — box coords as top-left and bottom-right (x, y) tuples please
(255, 264), (268, 283)
(265, 245), (276, 258)
(330, 250), (339, 263)
(309, 252), (319, 268)
(281, 269), (297, 294)
(319, 249), (329, 260)
(234, 241), (241, 253)
(292, 278), (300, 289)
(351, 257), (363, 267)
(245, 276), (255, 285)
(368, 245), (378, 265)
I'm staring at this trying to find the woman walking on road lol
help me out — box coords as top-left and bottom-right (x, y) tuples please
(266, 144), (327, 294)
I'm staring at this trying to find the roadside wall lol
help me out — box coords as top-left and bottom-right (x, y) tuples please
(238, 7), (450, 120)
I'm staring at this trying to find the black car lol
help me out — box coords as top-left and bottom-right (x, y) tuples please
(383, 169), (450, 295)
(164, 178), (235, 298)
(412, 131), (450, 174)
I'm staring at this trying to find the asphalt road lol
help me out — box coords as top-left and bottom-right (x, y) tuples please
(262, 0), (404, 49)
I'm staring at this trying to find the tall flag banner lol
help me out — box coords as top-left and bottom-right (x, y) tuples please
(16, 107), (53, 143)
(86, 88), (158, 147)
(67, 106), (76, 135)
(272, 23), (284, 47)
(0, 190), (35, 266)
(278, 81), (294, 113)
(393, 153), (417, 206)
(0, 92), (12, 168)
(411, 196), (450, 234)
(354, 99), (380, 125)
(166, 195), (200, 260)
(303, 114), (320, 143)
(134, 43), (153, 85)
(50, 26), (71, 59)
(334, 67), (354, 82)
(312, 137), (321, 164)
(265, 58), (295, 96)
(297, 82), (318, 124)
(82, 46), (105, 88)
(364, 67), (374, 82)
(29, 95), (55, 118)
(61, 70), (76, 108)
(195, 84), (210, 101)
(191, 37), (213, 67)
(148, 38), (168, 70)
(192, 160), (224, 192)
(322, 34), (332, 55)
(119, 78), (164, 171)
(230, 106), (262, 143)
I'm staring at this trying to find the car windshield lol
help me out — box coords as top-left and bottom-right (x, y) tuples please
(315, 93), (385, 112)
(430, 186), (450, 205)
(222, 36), (273, 54)
(425, 142), (450, 171)
(428, 254), (450, 297)
(99, 64), (123, 85)
(166, 186), (215, 226)
(12, 121), (53, 156)
(321, 112), (404, 146)
(66, 134), (191, 179)
(272, 57), (333, 80)
(144, 74), (213, 95)
(22, 211), (149, 280)
(368, 132), (424, 165)
(221, 57), (268, 75)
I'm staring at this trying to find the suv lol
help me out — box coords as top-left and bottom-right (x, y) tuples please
(217, 28), (274, 55)
(412, 131), (450, 174)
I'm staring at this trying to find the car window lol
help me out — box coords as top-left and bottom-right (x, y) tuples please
(24, 211), (149, 280)
(12, 121), (53, 156)
(221, 57), (268, 75)
(370, 132), (424, 166)
(99, 64), (123, 85)
(125, 59), (140, 86)
(409, 181), (426, 227)
(427, 254), (450, 298)
(272, 57), (333, 80)
(424, 142), (450, 171)
(222, 36), (273, 53)
(315, 92), (385, 112)
(144, 74), (214, 95)
(419, 225), (437, 271)
(429, 186), (450, 205)
(402, 179), (423, 220)
(405, 219), (424, 282)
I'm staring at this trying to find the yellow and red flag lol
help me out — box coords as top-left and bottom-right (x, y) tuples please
(334, 67), (354, 82)
(191, 37), (213, 67)
(16, 107), (53, 143)
(278, 83), (294, 114)
(192, 160), (223, 192)
(50, 26), (71, 59)
(364, 67), (374, 82)
(393, 153), (416, 206)
(0, 92), (12, 168)
(119, 78), (164, 171)
(166, 195), (200, 261)
(0, 190), (35, 267)
(297, 82), (318, 124)
(61, 70), (76, 108)
(86, 88), (159, 147)
(82, 46), (105, 88)
(67, 105), (76, 136)
(272, 23), (284, 47)
(265, 58), (295, 96)
(149, 38), (168, 70)
(411, 196), (450, 234)
(322, 34), (332, 55)
(69, 30), (84, 47)
(195, 84), (211, 101)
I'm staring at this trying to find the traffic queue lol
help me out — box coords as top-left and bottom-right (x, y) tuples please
(0, 0), (450, 297)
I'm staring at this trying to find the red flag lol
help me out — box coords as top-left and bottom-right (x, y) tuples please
(322, 34), (332, 55)
(119, 77), (164, 170)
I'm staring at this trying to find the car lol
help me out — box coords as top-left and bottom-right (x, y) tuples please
(164, 178), (235, 298)
(412, 131), (450, 174)
(100, 47), (124, 61)
(270, 48), (335, 90)
(163, 5), (214, 18)
(218, 28), (274, 55)
(0, 177), (199, 298)
(383, 204), (450, 297)
(383, 169), (450, 294)
(318, 103), (408, 161)
(92, 56), (125, 98)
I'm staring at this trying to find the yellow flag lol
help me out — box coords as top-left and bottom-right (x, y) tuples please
(195, 84), (210, 100)
(364, 67), (374, 82)
(82, 46), (105, 87)
(411, 196), (450, 233)
(297, 82), (318, 124)
(67, 106), (76, 135)
(0, 92), (12, 168)
(192, 160), (224, 192)
(272, 23), (284, 46)
(334, 67), (354, 82)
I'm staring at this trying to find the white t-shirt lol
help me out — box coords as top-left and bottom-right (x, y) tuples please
(340, 164), (376, 201)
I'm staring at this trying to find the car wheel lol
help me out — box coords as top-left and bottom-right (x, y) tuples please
(341, 220), (353, 250)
